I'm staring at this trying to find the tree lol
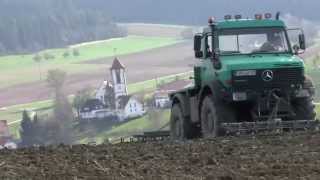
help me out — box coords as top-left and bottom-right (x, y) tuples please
(44, 53), (55, 60)
(33, 54), (42, 62)
(46, 69), (74, 144)
(47, 69), (67, 94)
(147, 108), (162, 130)
(33, 54), (42, 80)
(312, 55), (320, 68)
(31, 114), (45, 146)
(0, 0), (127, 55)
(73, 88), (92, 118)
(73, 49), (80, 57)
(63, 51), (70, 58)
(20, 110), (35, 147)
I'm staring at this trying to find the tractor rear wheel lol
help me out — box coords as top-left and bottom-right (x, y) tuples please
(170, 103), (189, 140)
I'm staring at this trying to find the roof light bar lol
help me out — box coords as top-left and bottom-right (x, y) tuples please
(264, 13), (272, 19)
(224, 15), (232, 20)
(234, 15), (242, 20)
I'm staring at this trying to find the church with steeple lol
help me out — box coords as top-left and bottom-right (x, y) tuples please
(80, 57), (145, 121)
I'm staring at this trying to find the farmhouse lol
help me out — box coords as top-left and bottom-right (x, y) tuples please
(154, 79), (192, 108)
(80, 58), (145, 121)
(117, 95), (145, 121)
(79, 99), (115, 120)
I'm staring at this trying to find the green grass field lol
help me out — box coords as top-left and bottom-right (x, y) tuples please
(78, 110), (170, 144)
(0, 100), (53, 124)
(0, 36), (178, 88)
(128, 71), (192, 94)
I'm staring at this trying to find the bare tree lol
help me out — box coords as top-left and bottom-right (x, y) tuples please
(33, 54), (42, 80)
(46, 69), (74, 144)
(73, 87), (92, 118)
(47, 69), (66, 94)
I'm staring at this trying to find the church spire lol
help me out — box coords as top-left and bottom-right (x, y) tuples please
(110, 57), (125, 70)
(110, 58), (128, 102)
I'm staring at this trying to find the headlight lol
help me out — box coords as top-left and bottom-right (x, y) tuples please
(234, 70), (256, 76)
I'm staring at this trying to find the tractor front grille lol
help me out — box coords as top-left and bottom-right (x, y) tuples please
(232, 68), (304, 91)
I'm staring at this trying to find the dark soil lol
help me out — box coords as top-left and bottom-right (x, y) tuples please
(1, 132), (320, 180)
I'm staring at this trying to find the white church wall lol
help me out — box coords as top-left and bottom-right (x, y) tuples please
(111, 69), (128, 99)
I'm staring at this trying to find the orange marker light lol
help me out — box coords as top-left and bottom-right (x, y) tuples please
(255, 14), (263, 20)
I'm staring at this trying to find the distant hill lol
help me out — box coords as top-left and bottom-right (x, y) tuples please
(0, 0), (126, 55)
(77, 0), (320, 24)
(1, 0), (320, 54)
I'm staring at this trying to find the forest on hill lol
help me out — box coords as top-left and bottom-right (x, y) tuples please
(1, 0), (320, 55)
(78, 0), (320, 24)
(0, 0), (126, 55)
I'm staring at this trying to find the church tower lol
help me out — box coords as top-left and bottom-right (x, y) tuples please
(110, 57), (128, 99)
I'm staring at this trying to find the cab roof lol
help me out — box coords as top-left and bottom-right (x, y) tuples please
(215, 19), (286, 30)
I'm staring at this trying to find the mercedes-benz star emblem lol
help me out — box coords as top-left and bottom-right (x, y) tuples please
(262, 70), (273, 82)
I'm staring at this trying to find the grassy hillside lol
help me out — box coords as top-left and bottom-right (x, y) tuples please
(78, 110), (170, 144)
(0, 36), (178, 88)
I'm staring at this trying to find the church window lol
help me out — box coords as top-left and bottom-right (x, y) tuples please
(116, 70), (121, 84)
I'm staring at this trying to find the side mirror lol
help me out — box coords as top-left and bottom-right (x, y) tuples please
(194, 35), (203, 58)
(299, 34), (306, 50)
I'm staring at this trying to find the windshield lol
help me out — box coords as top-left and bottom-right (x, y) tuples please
(219, 28), (290, 55)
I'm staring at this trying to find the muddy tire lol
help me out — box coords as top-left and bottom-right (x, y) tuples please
(292, 97), (316, 120)
(304, 75), (316, 97)
(200, 95), (236, 138)
(292, 76), (316, 120)
(170, 103), (189, 140)
(200, 95), (220, 138)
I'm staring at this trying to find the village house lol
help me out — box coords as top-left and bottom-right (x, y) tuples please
(154, 79), (193, 108)
(79, 58), (145, 121)
(0, 120), (17, 149)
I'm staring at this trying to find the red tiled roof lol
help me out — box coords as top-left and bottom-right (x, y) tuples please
(110, 57), (125, 70)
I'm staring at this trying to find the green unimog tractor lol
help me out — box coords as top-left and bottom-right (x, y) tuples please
(170, 13), (318, 139)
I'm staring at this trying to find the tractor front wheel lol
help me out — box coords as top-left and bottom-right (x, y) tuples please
(170, 103), (189, 140)
(201, 95), (220, 138)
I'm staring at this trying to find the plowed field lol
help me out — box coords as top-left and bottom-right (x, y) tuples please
(1, 132), (320, 179)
